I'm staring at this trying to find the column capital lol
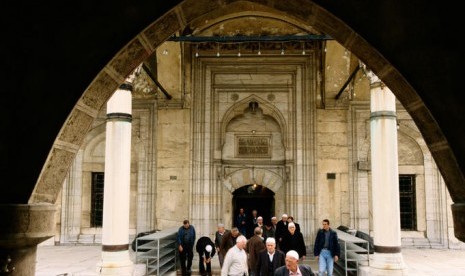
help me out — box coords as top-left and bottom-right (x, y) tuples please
(360, 62), (384, 88)
(118, 64), (143, 92)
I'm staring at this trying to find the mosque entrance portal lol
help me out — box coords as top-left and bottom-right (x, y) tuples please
(232, 184), (275, 237)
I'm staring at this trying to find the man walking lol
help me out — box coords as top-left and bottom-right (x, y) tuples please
(215, 223), (229, 266)
(313, 219), (340, 276)
(274, 250), (313, 276)
(275, 214), (288, 249)
(221, 235), (249, 276)
(219, 227), (241, 267)
(236, 208), (247, 236)
(177, 219), (196, 275)
(280, 222), (306, 261)
(246, 226), (266, 276)
(255, 237), (285, 276)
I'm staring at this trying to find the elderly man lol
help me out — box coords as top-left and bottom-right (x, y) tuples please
(196, 236), (216, 276)
(246, 226), (266, 276)
(275, 214), (288, 249)
(219, 227), (241, 267)
(271, 216), (278, 232)
(221, 235), (249, 276)
(274, 250), (314, 276)
(215, 223), (229, 266)
(255, 237), (285, 276)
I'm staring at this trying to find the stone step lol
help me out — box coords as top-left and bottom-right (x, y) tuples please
(175, 270), (221, 275)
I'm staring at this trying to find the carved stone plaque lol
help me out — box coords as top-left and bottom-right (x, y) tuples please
(236, 136), (271, 157)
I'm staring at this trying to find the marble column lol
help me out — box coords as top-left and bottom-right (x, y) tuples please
(97, 79), (134, 275)
(367, 71), (407, 275)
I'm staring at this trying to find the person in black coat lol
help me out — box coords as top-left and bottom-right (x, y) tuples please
(287, 216), (300, 234)
(195, 236), (216, 276)
(255, 237), (285, 276)
(275, 214), (288, 249)
(279, 222), (306, 261)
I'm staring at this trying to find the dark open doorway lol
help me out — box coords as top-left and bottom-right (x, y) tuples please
(232, 184), (275, 237)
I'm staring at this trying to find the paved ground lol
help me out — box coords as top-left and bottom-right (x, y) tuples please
(35, 245), (465, 276)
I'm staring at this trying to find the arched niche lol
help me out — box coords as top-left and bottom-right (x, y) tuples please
(221, 96), (287, 162)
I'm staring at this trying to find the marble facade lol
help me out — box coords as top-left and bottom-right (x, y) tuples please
(53, 38), (464, 251)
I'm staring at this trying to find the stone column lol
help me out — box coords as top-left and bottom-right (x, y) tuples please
(97, 78), (134, 275)
(367, 71), (407, 275)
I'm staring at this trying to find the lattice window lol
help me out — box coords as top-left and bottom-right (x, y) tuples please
(91, 172), (104, 227)
(399, 175), (417, 230)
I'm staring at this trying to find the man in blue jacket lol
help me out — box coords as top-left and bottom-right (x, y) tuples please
(177, 219), (196, 275)
(313, 219), (340, 276)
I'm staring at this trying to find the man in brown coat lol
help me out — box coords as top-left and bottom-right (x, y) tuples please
(219, 227), (240, 267)
(246, 226), (266, 276)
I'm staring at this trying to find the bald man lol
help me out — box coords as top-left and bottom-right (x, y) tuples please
(274, 250), (314, 276)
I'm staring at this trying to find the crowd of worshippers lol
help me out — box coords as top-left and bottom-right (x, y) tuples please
(177, 211), (340, 276)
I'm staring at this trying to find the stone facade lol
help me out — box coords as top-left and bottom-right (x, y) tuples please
(53, 20), (464, 251)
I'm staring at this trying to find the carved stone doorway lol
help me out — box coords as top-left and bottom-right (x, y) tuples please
(232, 184), (275, 238)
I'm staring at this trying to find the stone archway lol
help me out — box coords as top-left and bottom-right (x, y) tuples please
(232, 184), (275, 237)
(27, 0), (465, 241)
(222, 166), (285, 231)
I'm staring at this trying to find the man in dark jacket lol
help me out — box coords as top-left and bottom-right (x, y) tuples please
(195, 236), (216, 276)
(275, 214), (288, 250)
(177, 219), (196, 275)
(313, 219), (340, 276)
(274, 250), (313, 276)
(255, 237), (285, 276)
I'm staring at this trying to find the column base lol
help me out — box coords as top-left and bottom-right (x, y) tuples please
(359, 252), (408, 276)
(360, 265), (409, 276)
(97, 250), (134, 276)
(452, 202), (465, 242)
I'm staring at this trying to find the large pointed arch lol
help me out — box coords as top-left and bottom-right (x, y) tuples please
(27, 0), (465, 242)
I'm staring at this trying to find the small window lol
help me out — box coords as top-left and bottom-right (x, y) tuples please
(399, 175), (417, 230)
(91, 172), (104, 227)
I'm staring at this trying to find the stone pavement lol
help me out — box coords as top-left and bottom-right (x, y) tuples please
(35, 245), (465, 276)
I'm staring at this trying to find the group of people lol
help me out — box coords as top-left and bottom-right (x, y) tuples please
(177, 215), (341, 276)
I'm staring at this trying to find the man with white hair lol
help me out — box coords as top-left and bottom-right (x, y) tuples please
(221, 235), (249, 276)
(274, 250), (314, 276)
(280, 222), (306, 260)
(255, 237), (285, 276)
(215, 223), (230, 266)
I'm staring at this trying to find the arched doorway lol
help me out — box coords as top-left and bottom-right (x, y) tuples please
(232, 184), (275, 238)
